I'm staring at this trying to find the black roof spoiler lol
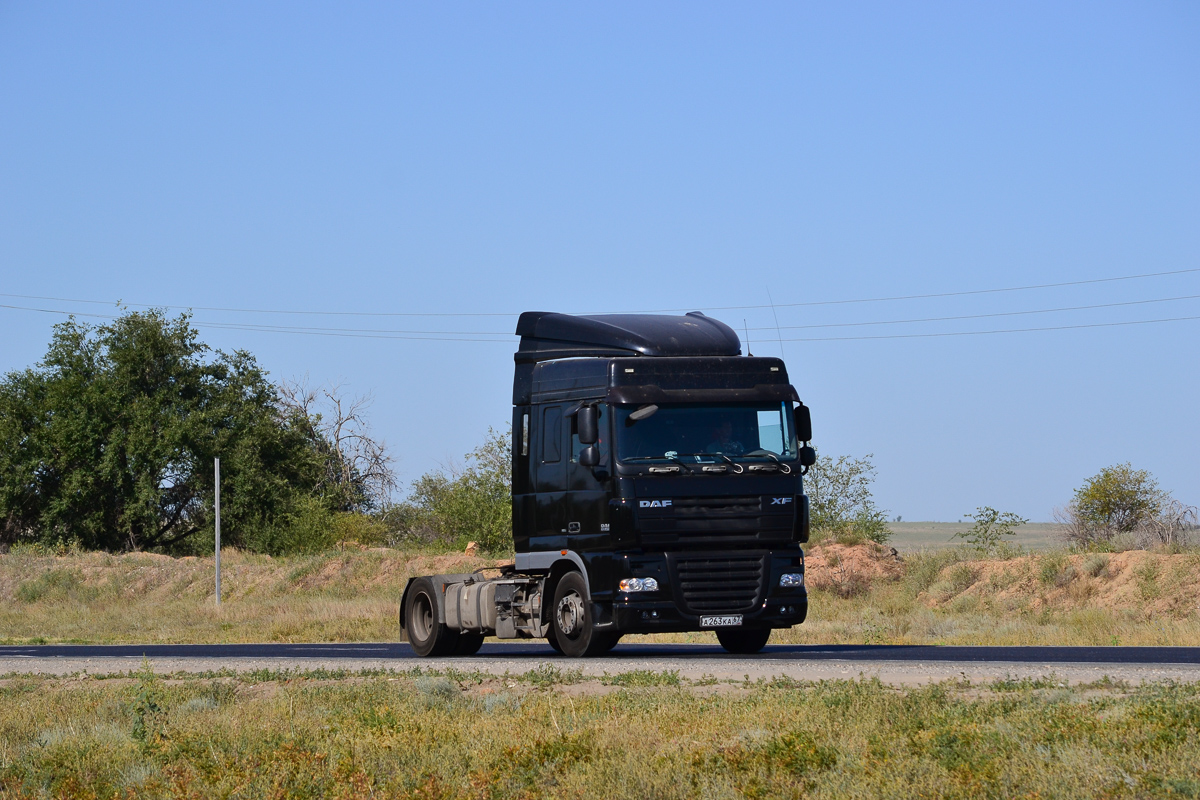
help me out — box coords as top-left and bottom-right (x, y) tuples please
(514, 311), (741, 364)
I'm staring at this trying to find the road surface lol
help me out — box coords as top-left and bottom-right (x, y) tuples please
(4, 642), (1200, 684)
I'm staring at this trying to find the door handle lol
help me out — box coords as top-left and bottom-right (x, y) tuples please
(568, 521), (581, 533)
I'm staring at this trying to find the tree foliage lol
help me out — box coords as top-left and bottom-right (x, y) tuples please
(1058, 463), (1197, 548)
(954, 506), (1027, 554)
(804, 451), (890, 544)
(0, 311), (364, 553)
(384, 427), (512, 554)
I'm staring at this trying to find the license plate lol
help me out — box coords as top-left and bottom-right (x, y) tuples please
(700, 614), (743, 628)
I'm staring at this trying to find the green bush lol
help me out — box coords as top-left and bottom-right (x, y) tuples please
(1058, 464), (1197, 548)
(1039, 552), (1069, 586)
(805, 451), (890, 544)
(953, 507), (1028, 555)
(383, 427), (512, 554)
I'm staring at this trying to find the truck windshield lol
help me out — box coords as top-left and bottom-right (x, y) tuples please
(615, 402), (797, 463)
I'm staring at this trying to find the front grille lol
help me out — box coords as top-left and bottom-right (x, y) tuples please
(635, 494), (791, 543)
(671, 555), (765, 614)
(671, 496), (761, 516)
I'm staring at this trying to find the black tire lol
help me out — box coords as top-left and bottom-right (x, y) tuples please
(546, 629), (564, 654)
(453, 633), (485, 656)
(550, 572), (610, 658)
(602, 634), (621, 653)
(404, 577), (460, 657)
(716, 628), (772, 654)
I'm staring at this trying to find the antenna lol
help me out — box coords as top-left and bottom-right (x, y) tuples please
(743, 319), (752, 356)
(767, 289), (786, 359)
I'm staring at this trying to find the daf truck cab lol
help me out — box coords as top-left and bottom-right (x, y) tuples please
(400, 311), (815, 657)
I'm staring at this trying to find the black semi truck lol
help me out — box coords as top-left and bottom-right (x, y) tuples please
(400, 311), (815, 657)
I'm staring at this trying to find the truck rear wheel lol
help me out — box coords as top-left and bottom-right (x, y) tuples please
(716, 628), (772, 654)
(405, 577), (460, 657)
(550, 572), (612, 657)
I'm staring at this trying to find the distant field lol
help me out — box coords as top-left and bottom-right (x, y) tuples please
(886, 521), (1065, 552)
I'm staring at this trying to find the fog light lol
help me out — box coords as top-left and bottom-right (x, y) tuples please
(620, 577), (659, 592)
(780, 573), (804, 588)
(640, 610), (659, 620)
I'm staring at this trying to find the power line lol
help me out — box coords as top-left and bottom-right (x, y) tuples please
(8, 291), (1200, 339)
(746, 293), (1200, 331)
(628, 267), (1200, 313)
(0, 304), (512, 343)
(0, 293), (518, 318)
(5, 300), (1198, 343)
(780, 314), (1200, 342)
(1, 265), (1196, 319)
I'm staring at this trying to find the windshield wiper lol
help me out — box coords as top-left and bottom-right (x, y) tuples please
(668, 452), (746, 473)
(742, 449), (793, 473)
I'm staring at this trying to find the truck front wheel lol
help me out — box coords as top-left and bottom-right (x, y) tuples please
(716, 628), (772, 654)
(405, 577), (460, 657)
(550, 572), (613, 657)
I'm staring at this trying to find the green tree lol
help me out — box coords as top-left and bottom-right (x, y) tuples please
(804, 450), (890, 544)
(0, 311), (327, 552)
(385, 427), (512, 553)
(1059, 463), (1197, 547)
(1070, 463), (1162, 534)
(953, 506), (1027, 554)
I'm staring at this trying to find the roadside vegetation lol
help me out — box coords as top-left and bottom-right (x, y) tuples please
(3, 311), (1198, 651)
(2, 667), (1199, 798)
(0, 311), (514, 559)
(5, 539), (1200, 647)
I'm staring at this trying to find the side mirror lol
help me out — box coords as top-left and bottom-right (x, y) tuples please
(578, 405), (599, 445)
(793, 403), (812, 443)
(579, 445), (600, 467)
(799, 445), (816, 468)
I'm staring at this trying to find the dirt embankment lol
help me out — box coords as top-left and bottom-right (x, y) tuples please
(921, 550), (1200, 617)
(803, 542), (904, 596)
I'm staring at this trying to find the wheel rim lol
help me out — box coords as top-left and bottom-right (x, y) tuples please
(556, 590), (585, 638)
(411, 593), (434, 642)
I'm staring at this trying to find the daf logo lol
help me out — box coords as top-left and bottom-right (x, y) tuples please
(639, 500), (672, 508)
(770, 497), (793, 505)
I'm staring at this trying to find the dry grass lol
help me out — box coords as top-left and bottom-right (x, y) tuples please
(4, 544), (1200, 647)
(0, 548), (497, 645)
(771, 544), (1200, 647)
(2, 667), (1199, 798)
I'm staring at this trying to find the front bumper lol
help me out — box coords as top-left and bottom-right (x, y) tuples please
(611, 594), (807, 633)
(607, 548), (808, 634)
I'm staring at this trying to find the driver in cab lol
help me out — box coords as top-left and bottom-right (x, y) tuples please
(705, 420), (745, 457)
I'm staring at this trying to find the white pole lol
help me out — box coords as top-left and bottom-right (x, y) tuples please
(214, 457), (221, 607)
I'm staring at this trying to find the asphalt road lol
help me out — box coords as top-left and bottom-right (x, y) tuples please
(3, 642), (1200, 665)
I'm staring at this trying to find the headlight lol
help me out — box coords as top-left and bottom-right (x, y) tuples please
(619, 577), (659, 592)
(779, 573), (804, 588)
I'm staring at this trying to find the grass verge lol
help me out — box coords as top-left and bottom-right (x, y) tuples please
(1, 667), (1198, 798)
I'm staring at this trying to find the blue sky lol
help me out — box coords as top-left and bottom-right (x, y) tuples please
(1, 2), (1196, 521)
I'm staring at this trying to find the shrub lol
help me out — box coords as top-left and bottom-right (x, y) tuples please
(1082, 553), (1109, 578)
(1057, 464), (1197, 548)
(1038, 553), (1069, 586)
(383, 427), (512, 554)
(903, 550), (966, 595)
(953, 507), (1028, 555)
(805, 451), (890, 544)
